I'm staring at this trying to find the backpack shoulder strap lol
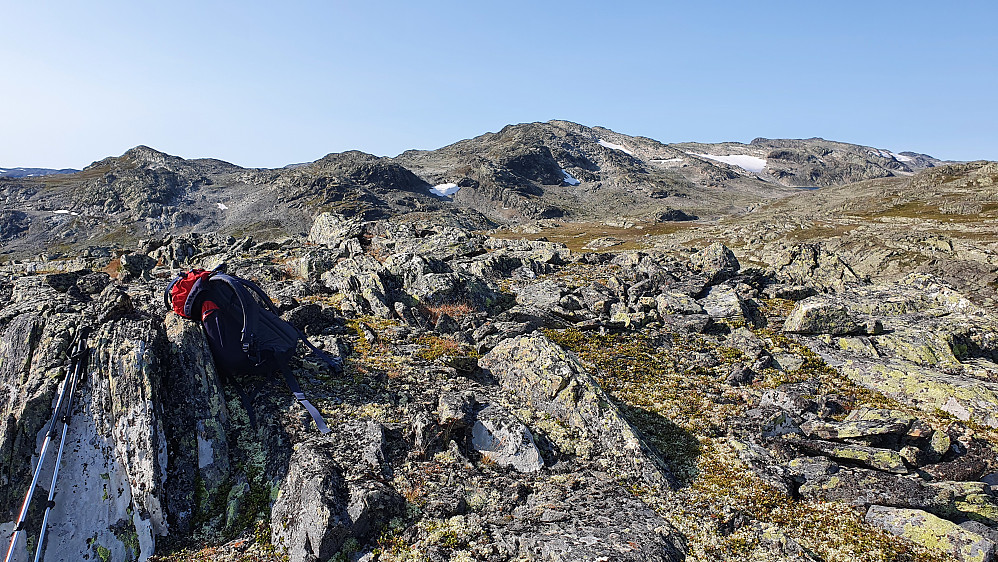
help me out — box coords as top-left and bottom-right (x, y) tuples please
(238, 276), (342, 374)
(238, 277), (282, 316)
(280, 369), (331, 434)
(211, 273), (259, 355)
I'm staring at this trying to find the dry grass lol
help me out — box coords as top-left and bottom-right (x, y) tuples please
(420, 302), (475, 324)
(489, 220), (697, 252)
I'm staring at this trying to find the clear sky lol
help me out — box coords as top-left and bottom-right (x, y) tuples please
(2, 1), (996, 169)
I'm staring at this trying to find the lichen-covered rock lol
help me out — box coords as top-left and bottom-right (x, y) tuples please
(837, 357), (998, 428)
(767, 242), (862, 292)
(471, 405), (544, 473)
(698, 286), (749, 324)
(90, 316), (170, 551)
(799, 410), (912, 441)
(161, 313), (231, 535)
(479, 335), (673, 487)
(783, 299), (867, 335)
(865, 505), (997, 562)
(271, 428), (403, 562)
(791, 438), (908, 474)
(795, 464), (948, 512)
(307, 212), (363, 247)
(514, 279), (563, 309)
(655, 291), (705, 316)
(119, 252), (157, 279)
(690, 242), (740, 284)
(496, 473), (685, 561)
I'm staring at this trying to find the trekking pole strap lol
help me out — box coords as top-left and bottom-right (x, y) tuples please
(281, 370), (331, 434)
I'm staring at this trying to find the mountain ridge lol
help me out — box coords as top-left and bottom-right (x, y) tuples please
(0, 120), (964, 260)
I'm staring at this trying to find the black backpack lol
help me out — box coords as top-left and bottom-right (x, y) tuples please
(164, 265), (338, 433)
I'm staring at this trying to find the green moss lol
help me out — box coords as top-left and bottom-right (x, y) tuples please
(95, 544), (112, 562)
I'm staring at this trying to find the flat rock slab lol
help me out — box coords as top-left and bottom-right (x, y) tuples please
(499, 473), (684, 561)
(836, 357), (998, 428)
(792, 438), (908, 474)
(800, 414), (911, 441)
(865, 505), (997, 562)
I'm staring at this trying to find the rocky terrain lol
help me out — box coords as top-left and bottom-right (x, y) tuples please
(1, 124), (996, 562)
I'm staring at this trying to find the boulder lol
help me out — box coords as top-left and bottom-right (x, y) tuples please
(307, 212), (363, 247)
(783, 299), (867, 335)
(865, 506), (996, 562)
(271, 429), (403, 562)
(799, 410), (912, 442)
(479, 335), (673, 487)
(698, 286), (749, 324)
(689, 242), (740, 284)
(790, 438), (908, 474)
(767, 243), (862, 292)
(515, 279), (563, 309)
(470, 405), (544, 473)
(497, 475), (685, 561)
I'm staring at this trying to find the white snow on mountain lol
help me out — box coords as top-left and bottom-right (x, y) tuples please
(430, 183), (461, 197)
(691, 153), (766, 173)
(54, 209), (71, 214)
(217, 203), (228, 210)
(598, 139), (634, 155)
(891, 152), (914, 162)
(561, 169), (581, 185)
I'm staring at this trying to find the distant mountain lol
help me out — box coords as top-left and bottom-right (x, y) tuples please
(0, 167), (78, 178)
(393, 121), (948, 223)
(0, 121), (959, 258)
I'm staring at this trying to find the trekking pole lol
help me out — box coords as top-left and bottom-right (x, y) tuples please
(32, 334), (89, 562)
(4, 329), (89, 562)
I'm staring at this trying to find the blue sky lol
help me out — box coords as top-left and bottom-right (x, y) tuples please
(2, 1), (996, 168)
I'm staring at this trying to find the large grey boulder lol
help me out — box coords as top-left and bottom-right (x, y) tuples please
(479, 335), (673, 487)
(271, 423), (403, 562)
(307, 212), (363, 247)
(698, 286), (750, 325)
(783, 299), (869, 335)
(470, 405), (544, 473)
(689, 242), (739, 284)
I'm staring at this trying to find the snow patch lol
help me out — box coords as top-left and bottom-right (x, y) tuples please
(691, 153), (766, 173)
(430, 183), (461, 197)
(561, 169), (581, 185)
(53, 209), (71, 214)
(216, 203), (228, 210)
(598, 139), (634, 155)
(891, 152), (913, 162)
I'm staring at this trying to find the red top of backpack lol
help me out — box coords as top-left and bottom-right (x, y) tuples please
(166, 269), (214, 318)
